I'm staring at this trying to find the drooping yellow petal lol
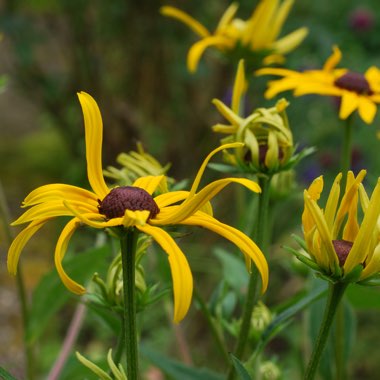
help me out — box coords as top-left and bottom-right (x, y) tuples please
(123, 210), (150, 227)
(54, 218), (86, 294)
(7, 219), (47, 275)
(344, 178), (380, 273)
(180, 212), (268, 292)
(12, 200), (98, 226)
(159, 177), (260, 225)
(137, 224), (193, 323)
(132, 175), (165, 195)
(77, 92), (109, 199)
(339, 91), (359, 120)
(187, 36), (234, 73)
(22, 184), (98, 207)
(160, 6), (210, 38)
(323, 46), (342, 71)
(231, 59), (247, 115)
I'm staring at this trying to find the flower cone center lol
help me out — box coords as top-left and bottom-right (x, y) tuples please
(334, 71), (372, 95)
(98, 186), (160, 219)
(332, 239), (353, 266)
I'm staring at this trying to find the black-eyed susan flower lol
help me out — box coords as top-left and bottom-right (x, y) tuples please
(256, 46), (380, 124)
(298, 170), (380, 283)
(8, 92), (268, 323)
(160, 0), (308, 72)
(212, 60), (310, 175)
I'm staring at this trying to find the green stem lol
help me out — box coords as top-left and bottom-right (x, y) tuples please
(0, 182), (34, 380)
(227, 176), (271, 380)
(303, 282), (348, 380)
(120, 228), (139, 380)
(340, 116), (353, 190)
(193, 288), (230, 365)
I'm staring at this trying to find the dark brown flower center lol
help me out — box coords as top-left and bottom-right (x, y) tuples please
(332, 239), (353, 266)
(334, 71), (373, 95)
(98, 186), (160, 220)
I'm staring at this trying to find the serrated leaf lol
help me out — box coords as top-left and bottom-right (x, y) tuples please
(26, 244), (111, 343)
(141, 346), (223, 380)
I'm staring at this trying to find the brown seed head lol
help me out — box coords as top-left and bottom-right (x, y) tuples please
(334, 71), (373, 95)
(332, 239), (353, 266)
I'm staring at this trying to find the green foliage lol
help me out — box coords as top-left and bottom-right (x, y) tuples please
(0, 367), (19, 380)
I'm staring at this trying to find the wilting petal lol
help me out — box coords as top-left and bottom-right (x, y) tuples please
(180, 212), (268, 292)
(22, 184), (98, 207)
(54, 218), (86, 294)
(132, 175), (165, 195)
(137, 224), (193, 323)
(212, 124), (238, 134)
(271, 27), (308, 54)
(8, 219), (48, 275)
(187, 36), (234, 73)
(160, 6), (210, 38)
(77, 92), (109, 199)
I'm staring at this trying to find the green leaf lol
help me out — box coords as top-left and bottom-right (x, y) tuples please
(26, 244), (111, 343)
(347, 284), (380, 309)
(0, 367), (19, 380)
(230, 355), (252, 380)
(141, 346), (223, 380)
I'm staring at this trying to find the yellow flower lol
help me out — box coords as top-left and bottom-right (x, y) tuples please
(300, 170), (380, 283)
(8, 92), (268, 323)
(160, 0), (308, 72)
(212, 59), (296, 174)
(256, 46), (380, 124)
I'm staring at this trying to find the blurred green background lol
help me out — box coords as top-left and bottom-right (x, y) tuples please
(1, 0), (380, 379)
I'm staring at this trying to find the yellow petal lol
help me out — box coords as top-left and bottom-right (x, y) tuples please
(357, 96), (377, 124)
(137, 224), (193, 323)
(216, 2), (239, 33)
(307, 176), (324, 201)
(180, 212), (268, 292)
(212, 123), (239, 134)
(267, 0), (295, 42)
(339, 91), (359, 120)
(12, 200), (97, 226)
(123, 210), (150, 227)
(344, 178), (380, 273)
(323, 45), (342, 71)
(160, 6), (210, 38)
(324, 173), (342, 229)
(154, 191), (189, 208)
(365, 66), (380, 92)
(77, 92), (109, 199)
(132, 175), (166, 195)
(187, 36), (234, 73)
(54, 218), (86, 294)
(7, 219), (47, 275)
(160, 177), (260, 225)
(22, 184), (98, 207)
(360, 244), (380, 280)
(231, 59), (247, 115)
(264, 130), (279, 170)
(270, 27), (308, 54)
(342, 190), (359, 242)
(262, 54), (285, 66)
(212, 99), (244, 126)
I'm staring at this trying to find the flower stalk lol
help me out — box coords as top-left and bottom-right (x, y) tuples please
(304, 282), (348, 380)
(120, 228), (139, 380)
(340, 116), (353, 190)
(227, 175), (272, 380)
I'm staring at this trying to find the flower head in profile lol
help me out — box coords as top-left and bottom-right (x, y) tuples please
(256, 46), (380, 124)
(160, 0), (308, 72)
(8, 92), (268, 322)
(211, 60), (309, 175)
(294, 170), (380, 284)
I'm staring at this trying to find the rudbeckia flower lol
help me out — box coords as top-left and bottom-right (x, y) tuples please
(160, 0), (308, 72)
(298, 170), (380, 284)
(212, 60), (307, 174)
(8, 92), (268, 322)
(256, 46), (380, 124)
